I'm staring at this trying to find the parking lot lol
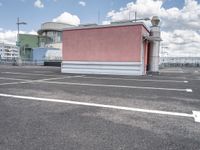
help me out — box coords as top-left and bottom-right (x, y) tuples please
(0, 65), (200, 150)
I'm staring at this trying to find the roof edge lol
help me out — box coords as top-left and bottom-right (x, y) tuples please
(63, 22), (150, 32)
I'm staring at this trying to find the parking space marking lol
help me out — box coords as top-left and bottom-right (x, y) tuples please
(160, 70), (184, 73)
(0, 81), (35, 86)
(0, 77), (30, 81)
(148, 75), (187, 80)
(0, 93), (198, 122)
(34, 71), (54, 73)
(1, 72), (61, 77)
(75, 76), (188, 83)
(36, 75), (85, 81)
(0, 76), (85, 86)
(40, 81), (193, 92)
(1, 71), (189, 82)
(193, 111), (200, 122)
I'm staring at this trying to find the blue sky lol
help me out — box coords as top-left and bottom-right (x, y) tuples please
(0, 0), (186, 31)
(0, 0), (200, 57)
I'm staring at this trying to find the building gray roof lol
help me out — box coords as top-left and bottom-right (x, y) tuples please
(38, 22), (75, 34)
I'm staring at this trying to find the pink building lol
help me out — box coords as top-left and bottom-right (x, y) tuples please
(61, 22), (153, 75)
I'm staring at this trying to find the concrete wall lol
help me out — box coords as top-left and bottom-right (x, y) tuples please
(63, 25), (144, 62)
(33, 48), (60, 64)
(18, 34), (39, 60)
(62, 24), (149, 75)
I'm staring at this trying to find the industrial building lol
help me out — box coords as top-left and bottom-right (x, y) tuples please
(62, 16), (161, 75)
(35, 22), (74, 65)
(18, 34), (39, 60)
(37, 22), (74, 49)
(0, 43), (19, 60)
(17, 22), (73, 65)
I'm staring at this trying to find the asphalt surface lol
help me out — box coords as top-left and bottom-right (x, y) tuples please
(0, 65), (200, 150)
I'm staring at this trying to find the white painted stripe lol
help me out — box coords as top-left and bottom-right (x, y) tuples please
(34, 71), (54, 73)
(186, 89), (193, 92)
(193, 111), (200, 122)
(148, 75), (187, 80)
(0, 93), (194, 119)
(1, 72), (60, 77)
(40, 81), (192, 92)
(160, 70), (184, 73)
(0, 77), (29, 81)
(74, 76), (188, 83)
(0, 81), (34, 86)
(36, 76), (84, 81)
(1, 72), (85, 78)
(0, 76), (86, 86)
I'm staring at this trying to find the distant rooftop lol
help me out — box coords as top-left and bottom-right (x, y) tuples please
(38, 22), (75, 34)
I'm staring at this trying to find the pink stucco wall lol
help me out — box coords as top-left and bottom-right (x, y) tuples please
(62, 24), (147, 62)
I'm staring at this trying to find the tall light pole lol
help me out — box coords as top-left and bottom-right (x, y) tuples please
(16, 17), (27, 64)
(16, 17), (27, 46)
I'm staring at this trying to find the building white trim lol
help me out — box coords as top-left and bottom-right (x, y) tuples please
(62, 61), (143, 76)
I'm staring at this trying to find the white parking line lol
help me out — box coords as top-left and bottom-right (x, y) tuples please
(0, 77), (30, 81)
(0, 76), (85, 86)
(1, 72), (60, 77)
(37, 76), (85, 81)
(75, 76), (188, 83)
(40, 81), (192, 92)
(148, 75), (187, 80)
(160, 70), (184, 73)
(1, 71), (189, 82)
(0, 93), (198, 122)
(0, 75), (192, 92)
(34, 71), (54, 73)
(0, 81), (35, 86)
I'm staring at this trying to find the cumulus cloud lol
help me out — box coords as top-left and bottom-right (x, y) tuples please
(0, 29), (38, 45)
(79, 1), (86, 7)
(103, 0), (200, 57)
(34, 0), (44, 8)
(161, 30), (200, 57)
(102, 21), (111, 25)
(52, 12), (80, 26)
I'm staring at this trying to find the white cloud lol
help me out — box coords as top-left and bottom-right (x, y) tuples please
(0, 30), (38, 45)
(102, 21), (111, 25)
(79, 1), (86, 7)
(0, 2), (2, 6)
(52, 12), (80, 26)
(28, 30), (37, 35)
(34, 0), (44, 8)
(103, 0), (200, 57)
(161, 30), (200, 57)
(0, 30), (18, 44)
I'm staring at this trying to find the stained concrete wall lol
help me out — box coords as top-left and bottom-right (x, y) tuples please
(62, 25), (148, 62)
(62, 24), (149, 75)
